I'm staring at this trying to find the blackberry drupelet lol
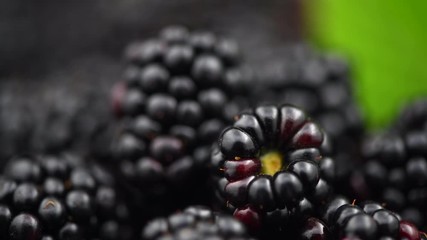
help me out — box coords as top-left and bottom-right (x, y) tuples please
(213, 104), (336, 232)
(141, 205), (254, 240)
(0, 154), (134, 240)
(111, 26), (250, 211)
(349, 99), (427, 230)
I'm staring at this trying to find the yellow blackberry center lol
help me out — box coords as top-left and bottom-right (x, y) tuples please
(260, 151), (284, 176)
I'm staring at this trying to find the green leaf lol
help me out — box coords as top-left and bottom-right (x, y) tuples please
(308, 0), (427, 128)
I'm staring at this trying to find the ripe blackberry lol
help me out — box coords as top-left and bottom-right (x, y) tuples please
(0, 154), (134, 240)
(350, 99), (427, 230)
(141, 205), (254, 240)
(253, 45), (364, 196)
(213, 104), (336, 232)
(305, 196), (425, 240)
(111, 26), (250, 211)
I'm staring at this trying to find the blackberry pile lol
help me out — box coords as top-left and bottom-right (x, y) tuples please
(0, 154), (134, 240)
(351, 99), (427, 230)
(212, 104), (336, 233)
(1, 23), (426, 240)
(142, 206), (254, 240)
(111, 25), (251, 212)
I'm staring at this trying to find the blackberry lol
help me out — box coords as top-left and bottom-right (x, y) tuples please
(253, 45), (364, 194)
(305, 196), (425, 240)
(213, 104), (336, 232)
(141, 205), (254, 240)
(349, 99), (427, 230)
(111, 26), (250, 211)
(0, 154), (134, 240)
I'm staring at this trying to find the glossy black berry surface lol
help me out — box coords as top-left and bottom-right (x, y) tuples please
(0, 154), (134, 240)
(214, 104), (335, 231)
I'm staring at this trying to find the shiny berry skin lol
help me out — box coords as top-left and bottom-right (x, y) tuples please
(121, 89), (146, 117)
(273, 172), (304, 207)
(400, 221), (421, 240)
(233, 206), (261, 232)
(341, 214), (378, 240)
(38, 197), (66, 230)
(116, 133), (146, 160)
(164, 45), (194, 74)
(361, 201), (384, 216)
(9, 214), (41, 240)
(176, 101), (203, 127)
(372, 209), (400, 238)
(288, 160), (320, 189)
(300, 217), (330, 240)
(66, 190), (93, 221)
(247, 176), (276, 211)
(322, 196), (349, 224)
(139, 64), (170, 93)
(59, 222), (83, 240)
(149, 136), (184, 164)
(168, 77), (196, 99)
(333, 205), (363, 230)
(220, 128), (258, 158)
(146, 94), (177, 124)
(224, 158), (261, 181)
(13, 183), (40, 212)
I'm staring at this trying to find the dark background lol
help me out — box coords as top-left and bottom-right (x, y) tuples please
(0, 0), (301, 77)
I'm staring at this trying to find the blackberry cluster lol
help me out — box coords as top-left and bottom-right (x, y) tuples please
(351, 99), (427, 230)
(213, 104), (336, 232)
(0, 154), (134, 240)
(142, 206), (254, 240)
(111, 26), (250, 209)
